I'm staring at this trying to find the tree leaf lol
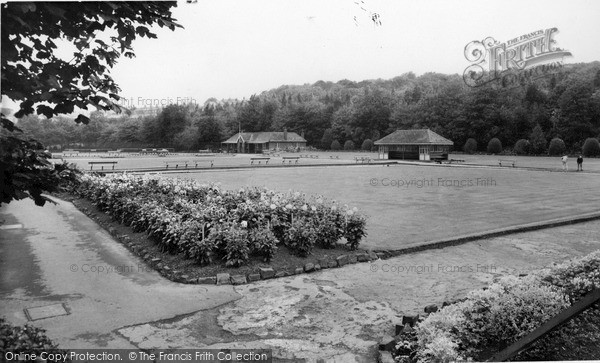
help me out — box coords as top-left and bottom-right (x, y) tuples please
(74, 114), (90, 124)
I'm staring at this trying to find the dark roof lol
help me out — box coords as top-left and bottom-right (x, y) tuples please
(222, 132), (306, 144)
(374, 129), (453, 145)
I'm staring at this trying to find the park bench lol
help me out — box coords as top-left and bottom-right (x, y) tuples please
(250, 157), (270, 165)
(282, 156), (300, 164)
(329, 155), (340, 159)
(355, 156), (372, 163)
(164, 160), (191, 169)
(435, 159), (465, 165)
(498, 159), (516, 167)
(193, 159), (214, 168)
(88, 161), (118, 170)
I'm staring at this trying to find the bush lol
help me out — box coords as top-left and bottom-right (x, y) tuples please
(343, 140), (355, 150)
(314, 212), (343, 249)
(344, 210), (367, 250)
(72, 174), (368, 267)
(284, 217), (318, 257)
(582, 138), (600, 157)
(181, 220), (213, 265)
(396, 250), (600, 362)
(463, 138), (477, 154)
(361, 139), (374, 151)
(330, 140), (341, 150)
(513, 139), (530, 155)
(529, 125), (547, 154)
(248, 226), (278, 261)
(548, 137), (566, 156)
(223, 223), (250, 267)
(486, 138), (502, 154)
(413, 275), (569, 361)
(0, 318), (70, 361)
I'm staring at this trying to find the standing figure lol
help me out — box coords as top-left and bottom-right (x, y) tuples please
(561, 155), (568, 171)
(577, 155), (583, 171)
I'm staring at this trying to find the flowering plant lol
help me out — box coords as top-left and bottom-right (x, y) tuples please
(70, 173), (368, 266)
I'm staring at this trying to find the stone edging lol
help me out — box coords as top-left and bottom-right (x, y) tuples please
(116, 230), (382, 285)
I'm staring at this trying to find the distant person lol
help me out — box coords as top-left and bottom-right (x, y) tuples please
(577, 155), (583, 171)
(561, 155), (568, 171)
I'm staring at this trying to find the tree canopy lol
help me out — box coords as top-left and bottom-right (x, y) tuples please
(21, 62), (600, 155)
(1, 2), (181, 206)
(1, 1), (181, 128)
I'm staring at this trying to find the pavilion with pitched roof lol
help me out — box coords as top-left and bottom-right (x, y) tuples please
(374, 129), (453, 160)
(221, 130), (306, 153)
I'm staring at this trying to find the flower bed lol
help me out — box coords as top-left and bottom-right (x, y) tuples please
(394, 250), (600, 362)
(71, 173), (367, 267)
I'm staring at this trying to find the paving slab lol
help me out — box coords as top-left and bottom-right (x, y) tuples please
(25, 303), (69, 321)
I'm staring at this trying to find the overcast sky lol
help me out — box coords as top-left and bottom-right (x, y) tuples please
(110, 0), (600, 107)
(4, 0), (600, 113)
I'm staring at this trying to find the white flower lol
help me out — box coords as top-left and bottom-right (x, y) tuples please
(316, 198), (323, 204)
(285, 203), (294, 210)
(331, 206), (337, 211)
(311, 206), (317, 211)
(346, 209), (354, 216)
(301, 204), (308, 211)
(270, 204), (277, 210)
(241, 221), (248, 228)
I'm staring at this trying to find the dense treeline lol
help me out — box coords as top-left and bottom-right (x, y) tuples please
(15, 62), (600, 153)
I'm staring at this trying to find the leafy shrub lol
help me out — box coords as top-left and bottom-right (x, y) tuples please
(486, 138), (502, 154)
(513, 139), (530, 155)
(330, 140), (341, 150)
(181, 220), (214, 265)
(361, 139), (374, 151)
(400, 250), (600, 362)
(582, 137), (600, 157)
(548, 137), (566, 156)
(284, 217), (318, 257)
(414, 275), (569, 361)
(343, 140), (355, 150)
(538, 250), (600, 302)
(463, 138), (477, 154)
(71, 174), (367, 267)
(223, 223), (250, 267)
(0, 318), (70, 361)
(344, 210), (367, 250)
(315, 212), (343, 249)
(248, 226), (278, 261)
(529, 125), (547, 154)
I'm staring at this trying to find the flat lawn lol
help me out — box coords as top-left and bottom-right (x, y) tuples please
(56, 152), (358, 170)
(451, 153), (600, 172)
(168, 164), (600, 250)
(56, 151), (600, 173)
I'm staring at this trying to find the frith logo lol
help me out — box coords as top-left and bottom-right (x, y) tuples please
(463, 28), (572, 88)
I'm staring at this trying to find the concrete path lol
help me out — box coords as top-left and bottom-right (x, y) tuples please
(117, 222), (600, 362)
(0, 199), (239, 349)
